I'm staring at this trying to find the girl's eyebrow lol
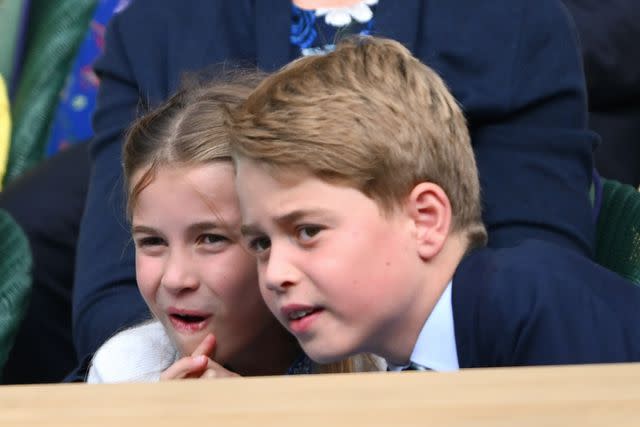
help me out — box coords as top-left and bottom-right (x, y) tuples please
(132, 222), (221, 235)
(131, 225), (157, 234)
(186, 221), (222, 234)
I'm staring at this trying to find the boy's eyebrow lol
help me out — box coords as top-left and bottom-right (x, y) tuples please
(240, 209), (329, 236)
(274, 210), (314, 227)
(240, 223), (261, 237)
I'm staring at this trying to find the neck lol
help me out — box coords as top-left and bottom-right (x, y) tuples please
(225, 318), (301, 376)
(293, 0), (363, 10)
(379, 233), (468, 366)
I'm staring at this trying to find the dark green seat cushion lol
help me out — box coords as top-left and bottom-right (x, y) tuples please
(595, 179), (640, 285)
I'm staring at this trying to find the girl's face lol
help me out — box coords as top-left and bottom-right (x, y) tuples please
(131, 163), (279, 364)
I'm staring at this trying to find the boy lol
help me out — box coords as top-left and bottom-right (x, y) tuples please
(227, 37), (640, 370)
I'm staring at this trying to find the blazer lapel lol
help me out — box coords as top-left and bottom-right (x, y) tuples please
(451, 248), (486, 369)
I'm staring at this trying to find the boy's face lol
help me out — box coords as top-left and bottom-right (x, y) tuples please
(236, 159), (427, 363)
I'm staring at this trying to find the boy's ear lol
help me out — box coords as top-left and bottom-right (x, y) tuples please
(406, 182), (452, 260)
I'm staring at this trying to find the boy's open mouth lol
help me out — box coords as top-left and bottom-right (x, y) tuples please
(281, 305), (324, 334)
(288, 308), (321, 320)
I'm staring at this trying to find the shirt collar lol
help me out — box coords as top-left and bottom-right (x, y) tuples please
(388, 281), (459, 372)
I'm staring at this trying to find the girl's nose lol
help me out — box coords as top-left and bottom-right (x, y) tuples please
(160, 249), (199, 293)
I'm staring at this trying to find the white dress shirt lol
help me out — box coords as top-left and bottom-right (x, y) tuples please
(388, 282), (459, 372)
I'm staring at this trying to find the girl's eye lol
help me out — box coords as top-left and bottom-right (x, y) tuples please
(248, 236), (271, 254)
(297, 225), (323, 242)
(136, 236), (166, 247)
(198, 234), (228, 245)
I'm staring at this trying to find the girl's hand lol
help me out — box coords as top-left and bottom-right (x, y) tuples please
(160, 334), (239, 380)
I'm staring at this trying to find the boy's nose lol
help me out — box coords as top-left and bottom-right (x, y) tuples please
(262, 245), (299, 293)
(160, 249), (199, 293)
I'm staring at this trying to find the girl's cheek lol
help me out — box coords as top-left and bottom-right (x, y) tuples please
(135, 257), (162, 302)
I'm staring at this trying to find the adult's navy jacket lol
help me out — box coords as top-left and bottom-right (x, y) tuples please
(74, 0), (598, 359)
(562, 0), (640, 186)
(453, 240), (640, 367)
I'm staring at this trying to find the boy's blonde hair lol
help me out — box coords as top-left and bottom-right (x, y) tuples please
(228, 36), (487, 249)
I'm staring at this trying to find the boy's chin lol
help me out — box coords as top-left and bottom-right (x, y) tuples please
(300, 341), (354, 365)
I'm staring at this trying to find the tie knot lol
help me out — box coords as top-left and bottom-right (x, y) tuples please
(402, 361), (431, 371)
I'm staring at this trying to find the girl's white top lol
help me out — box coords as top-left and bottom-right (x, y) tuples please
(87, 320), (179, 383)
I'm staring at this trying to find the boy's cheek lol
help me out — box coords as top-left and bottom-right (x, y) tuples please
(258, 279), (279, 315)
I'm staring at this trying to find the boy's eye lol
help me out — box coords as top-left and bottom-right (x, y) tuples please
(248, 236), (271, 254)
(136, 236), (166, 247)
(297, 225), (323, 242)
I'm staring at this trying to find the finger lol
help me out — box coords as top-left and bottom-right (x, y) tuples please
(200, 360), (240, 379)
(202, 368), (218, 379)
(191, 334), (216, 358)
(201, 368), (239, 379)
(160, 355), (208, 380)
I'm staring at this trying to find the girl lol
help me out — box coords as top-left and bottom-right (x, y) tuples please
(86, 74), (380, 382)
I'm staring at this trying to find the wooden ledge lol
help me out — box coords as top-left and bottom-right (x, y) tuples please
(1, 363), (638, 426)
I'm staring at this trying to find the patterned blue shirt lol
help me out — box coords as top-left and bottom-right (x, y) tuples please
(290, 1), (376, 59)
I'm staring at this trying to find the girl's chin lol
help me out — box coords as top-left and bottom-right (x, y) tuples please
(171, 333), (211, 356)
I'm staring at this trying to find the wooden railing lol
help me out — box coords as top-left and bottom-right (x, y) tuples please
(1, 363), (638, 426)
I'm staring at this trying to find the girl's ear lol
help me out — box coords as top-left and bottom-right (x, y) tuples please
(406, 182), (452, 260)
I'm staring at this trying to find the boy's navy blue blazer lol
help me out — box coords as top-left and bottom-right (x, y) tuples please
(453, 240), (640, 367)
(74, 0), (598, 361)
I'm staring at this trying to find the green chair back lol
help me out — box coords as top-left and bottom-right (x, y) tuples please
(4, 0), (97, 186)
(0, 208), (32, 381)
(595, 178), (640, 285)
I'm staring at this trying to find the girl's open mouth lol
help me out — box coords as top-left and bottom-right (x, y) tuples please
(168, 312), (212, 333)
